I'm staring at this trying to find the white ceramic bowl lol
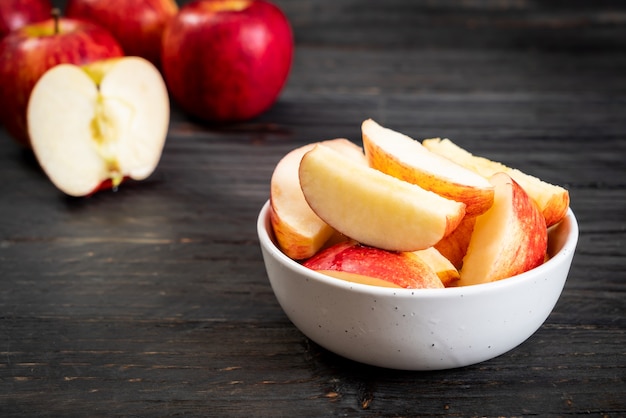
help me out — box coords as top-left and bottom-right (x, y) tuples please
(257, 200), (578, 370)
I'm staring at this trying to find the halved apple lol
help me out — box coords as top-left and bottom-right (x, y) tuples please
(458, 172), (548, 286)
(270, 138), (366, 260)
(27, 56), (170, 197)
(413, 246), (460, 287)
(299, 144), (466, 252)
(303, 240), (444, 289)
(362, 119), (494, 216)
(422, 137), (569, 227)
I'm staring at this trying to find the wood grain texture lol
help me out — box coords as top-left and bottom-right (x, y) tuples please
(1, 0), (625, 416)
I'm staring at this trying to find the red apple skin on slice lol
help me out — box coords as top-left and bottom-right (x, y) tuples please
(362, 119), (494, 217)
(458, 172), (548, 286)
(270, 139), (366, 260)
(303, 241), (445, 289)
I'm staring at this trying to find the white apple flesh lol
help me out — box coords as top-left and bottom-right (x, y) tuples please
(459, 172), (548, 286)
(298, 144), (466, 252)
(413, 246), (460, 287)
(422, 137), (569, 227)
(270, 138), (366, 260)
(362, 119), (495, 216)
(27, 56), (170, 196)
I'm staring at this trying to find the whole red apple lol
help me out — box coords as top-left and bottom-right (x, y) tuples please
(0, 0), (52, 39)
(161, 0), (294, 122)
(0, 12), (124, 147)
(65, 0), (178, 68)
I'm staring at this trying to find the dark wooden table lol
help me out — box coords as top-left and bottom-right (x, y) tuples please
(2, 0), (625, 416)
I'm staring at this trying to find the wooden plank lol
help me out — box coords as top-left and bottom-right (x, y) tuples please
(1, 0), (625, 415)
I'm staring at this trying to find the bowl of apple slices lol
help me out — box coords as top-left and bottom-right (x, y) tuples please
(258, 119), (578, 370)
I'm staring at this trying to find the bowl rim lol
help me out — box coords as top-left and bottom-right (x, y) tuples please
(257, 200), (578, 299)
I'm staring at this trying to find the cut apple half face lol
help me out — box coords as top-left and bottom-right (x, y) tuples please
(458, 172), (548, 286)
(303, 241), (444, 289)
(270, 138), (366, 260)
(362, 119), (494, 216)
(422, 138), (569, 227)
(27, 56), (170, 197)
(298, 143), (466, 252)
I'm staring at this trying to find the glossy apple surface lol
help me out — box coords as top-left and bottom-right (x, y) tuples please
(161, 0), (293, 122)
(303, 241), (445, 289)
(0, 0), (52, 38)
(66, 0), (178, 68)
(27, 57), (170, 196)
(458, 172), (548, 286)
(0, 16), (123, 146)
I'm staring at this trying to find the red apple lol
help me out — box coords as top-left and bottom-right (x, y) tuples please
(0, 0), (52, 39)
(0, 12), (124, 147)
(161, 0), (293, 122)
(303, 241), (445, 289)
(65, 0), (178, 68)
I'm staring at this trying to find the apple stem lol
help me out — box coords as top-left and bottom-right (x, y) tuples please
(51, 8), (60, 34)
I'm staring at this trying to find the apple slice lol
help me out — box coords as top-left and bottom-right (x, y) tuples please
(422, 137), (569, 227)
(362, 119), (494, 216)
(303, 241), (444, 289)
(413, 247), (460, 287)
(299, 144), (466, 252)
(433, 215), (476, 270)
(317, 270), (403, 289)
(458, 172), (548, 286)
(270, 138), (366, 260)
(27, 57), (170, 197)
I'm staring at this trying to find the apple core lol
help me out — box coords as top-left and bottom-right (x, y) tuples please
(90, 94), (128, 188)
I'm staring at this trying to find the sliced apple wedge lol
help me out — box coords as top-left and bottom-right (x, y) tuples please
(458, 172), (548, 286)
(303, 241), (444, 289)
(318, 271), (403, 288)
(362, 119), (494, 216)
(27, 56), (170, 197)
(422, 137), (569, 227)
(299, 144), (466, 252)
(433, 215), (476, 270)
(413, 247), (460, 287)
(270, 138), (365, 260)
